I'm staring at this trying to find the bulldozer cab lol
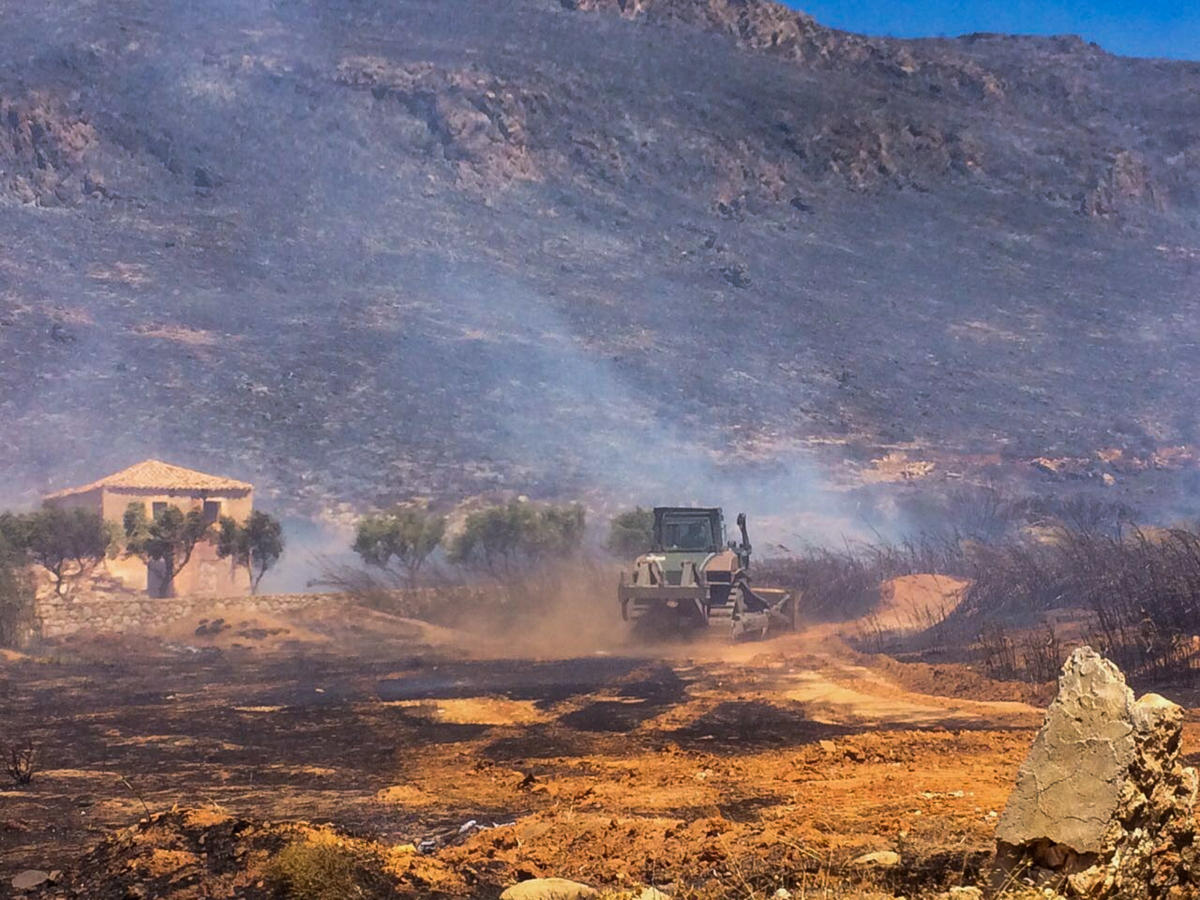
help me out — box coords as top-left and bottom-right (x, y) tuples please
(653, 507), (723, 553)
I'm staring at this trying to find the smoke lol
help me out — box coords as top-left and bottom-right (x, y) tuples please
(405, 263), (873, 550)
(5, 0), (1200, 591)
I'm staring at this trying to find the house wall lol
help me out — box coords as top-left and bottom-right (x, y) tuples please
(104, 487), (253, 597)
(47, 486), (254, 597)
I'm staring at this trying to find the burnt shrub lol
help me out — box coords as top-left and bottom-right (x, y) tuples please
(6, 741), (35, 786)
(957, 525), (1200, 680)
(757, 535), (965, 623)
(976, 622), (1065, 682)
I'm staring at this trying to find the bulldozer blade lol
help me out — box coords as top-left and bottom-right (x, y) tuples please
(731, 586), (798, 640)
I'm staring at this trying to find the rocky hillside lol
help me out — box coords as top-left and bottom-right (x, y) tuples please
(2, 0), (1199, 520)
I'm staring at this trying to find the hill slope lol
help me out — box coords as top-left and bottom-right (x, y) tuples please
(2, 0), (1199, 519)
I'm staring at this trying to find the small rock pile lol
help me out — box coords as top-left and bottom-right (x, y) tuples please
(993, 646), (1199, 897)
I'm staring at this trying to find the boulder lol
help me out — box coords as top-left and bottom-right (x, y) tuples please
(993, 646), (1199, 897)
(851, 850), (901, 868)
(500, 878), (601, 900)
(995, 646), (1136, 854)
(11, 870), (51, 892)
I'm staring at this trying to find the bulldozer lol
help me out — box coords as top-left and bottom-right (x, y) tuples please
(618, 507), (798, 639)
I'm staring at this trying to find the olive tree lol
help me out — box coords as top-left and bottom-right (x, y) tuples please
(606, 507), (654, 556)
(446, 501), (585, 575)
(18, 507), (116, 599)
(123, 503), (211, 597)
(352, 507), (445, 587)
(215, 511), (285, 594)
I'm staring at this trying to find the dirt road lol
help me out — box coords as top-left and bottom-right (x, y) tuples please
(0, 607), (1118, 896)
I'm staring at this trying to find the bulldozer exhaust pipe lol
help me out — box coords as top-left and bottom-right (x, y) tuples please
(736, 512), (750, 553)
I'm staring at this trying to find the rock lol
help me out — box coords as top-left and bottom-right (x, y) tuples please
(11, 870), (51, 891)
(636, 888), (671, 900)
(851, 850), (901, 867)
(499, 878), (601, 900)
(995, 646), (1135, 854)
(945, 889), (982, 899)
(992, 647), (1199, 897)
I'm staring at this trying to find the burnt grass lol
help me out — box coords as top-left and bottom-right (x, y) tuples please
(1, 0), (1199, 517)
(0, 648), (558, 879)
(0, 649), (689, 877)
(0, 639), (1033, 890)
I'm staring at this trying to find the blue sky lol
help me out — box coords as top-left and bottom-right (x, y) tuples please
(785, 1), (1200, 60)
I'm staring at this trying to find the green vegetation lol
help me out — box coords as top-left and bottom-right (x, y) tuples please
(606, 506), (654, 556)
(352, 506), (446, 587)
(265, 835), (395, 900)
(0, 506), (113, 643)
(8, 507), (115, 599)
(122, 503), (212, 598)
(0, 527), (35, 647)
(445, 500), (585, 575)
(215, 511), (286, 594)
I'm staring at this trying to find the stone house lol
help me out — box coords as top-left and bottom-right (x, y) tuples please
(44, 459), (253, 597)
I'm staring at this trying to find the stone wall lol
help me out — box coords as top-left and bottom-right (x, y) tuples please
(35, 583), (337, 638)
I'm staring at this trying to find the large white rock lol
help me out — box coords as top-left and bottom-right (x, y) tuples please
(993, 646), (1199, 897)
(499, 878), (601, 900)
(995, 646), (1135, 854)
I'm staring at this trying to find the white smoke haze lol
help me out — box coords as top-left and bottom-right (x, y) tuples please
(4, 0), (1200, 596)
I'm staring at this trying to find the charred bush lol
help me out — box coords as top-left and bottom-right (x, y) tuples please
(756, 548), (882, 622)
(6, 741), (35, 786)
(977, 622), (1064, 683)
(977, 622), (1019, 679)
(958, 525), (1200, 680)
(758, 535), (964, 623)
(893, 485), (1026, 543)
(310, 562), (443, 621)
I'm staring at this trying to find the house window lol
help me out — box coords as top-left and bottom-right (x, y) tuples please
(152, 501), (168, 518)
(202, 501), (221, 524)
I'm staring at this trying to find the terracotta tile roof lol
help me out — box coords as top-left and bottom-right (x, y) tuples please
(45, 459), (252, 499)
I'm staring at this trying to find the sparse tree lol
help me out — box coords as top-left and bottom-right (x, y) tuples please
(606, 507), (655, 556)
(0, 528), (35, 647)
(0, 512), (32, 563)
(352, 507), (445, 588)
(215, 511), (285, 594)
(446, 501), (585, 575)
(18, 507), (116, 599)
(123, 502), (211, 597)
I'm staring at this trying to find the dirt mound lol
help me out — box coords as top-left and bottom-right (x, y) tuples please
(872, 574), (967, 634)
(153, 607), (328, 653)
